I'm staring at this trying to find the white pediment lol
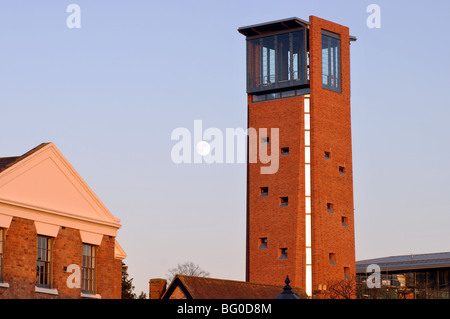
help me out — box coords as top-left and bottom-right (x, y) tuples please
(0, 143), (121, 232)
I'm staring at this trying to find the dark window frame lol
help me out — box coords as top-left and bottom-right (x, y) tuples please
(82, 243), (97, 294)
(36, 235), (53, 288)
(321, 30), (341, 93)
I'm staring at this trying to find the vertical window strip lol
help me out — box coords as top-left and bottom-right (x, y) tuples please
(304, 97), (313, 297)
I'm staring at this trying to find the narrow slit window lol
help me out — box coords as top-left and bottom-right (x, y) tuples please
(327, 203), (334, 214)
(344, 267), (351, 279)
(280, 197), (288, 207)
(342, 216), (349, 227)
(258, 238), (268, 250)
(324, 151), (331, 160)
(261, 137), (270, 145)
(279, 248), (288, 260)
(339, 166), (346, 175)
(259, 187), (268, 198)
(329, 253), (336, 266)
(281, 147), (290, 156)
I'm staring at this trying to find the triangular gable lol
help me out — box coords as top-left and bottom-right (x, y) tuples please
(0, 143), (121, 236)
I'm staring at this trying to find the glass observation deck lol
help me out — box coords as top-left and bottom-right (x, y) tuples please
(238, 18), (309, 94)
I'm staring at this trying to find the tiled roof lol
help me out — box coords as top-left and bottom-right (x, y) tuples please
(0, 143), (50, 174)
(163, 275), (307, 299)
(356, 252), (450, 273)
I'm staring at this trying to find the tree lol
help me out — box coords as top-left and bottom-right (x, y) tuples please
(326, 276), (357, 299)
(121, 262), (137, 299)
(166, 261), (210, 285)
(137, 291), (147, 299)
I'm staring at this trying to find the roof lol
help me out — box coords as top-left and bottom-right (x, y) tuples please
(0, 143), (50, 174)
(238, 17), (309, 37)
(162, 275), (308, 299)
(356, 252), (450, 273)
(238, 16), (357, 41)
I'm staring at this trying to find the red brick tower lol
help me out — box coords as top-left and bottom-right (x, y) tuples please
(238, 16), (356, 298)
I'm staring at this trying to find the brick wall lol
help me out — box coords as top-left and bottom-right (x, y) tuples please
(0, 216), (122, 299)
(308, 15), (356, 293)
(247, 95), (306, 288)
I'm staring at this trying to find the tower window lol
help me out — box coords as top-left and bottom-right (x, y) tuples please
(279, 248), (288, 260)
(327, 203), (334, 214)
(279, 197), (289, 207)
(258, 238), (268, 250)
(342, 216), (349, 227)
(329, 253), (336, 266)
(322, 31), (341, 93)
(261, 137), (269, 145)
(324, 151), (331, 160)
(339, 166), (346, 175)
(281, 147), (290, 156)
(344, 267), (351, 279)
(259, 187), (268, 197)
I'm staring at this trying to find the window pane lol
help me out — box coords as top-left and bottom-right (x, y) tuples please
(292, 30), (306, 82)
(262, 36), (275, 87)
(322, 33), (341, 92)
(277, 33), (290, 83)
(247, 38), (261, 91)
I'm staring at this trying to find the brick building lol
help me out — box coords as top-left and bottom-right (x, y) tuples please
(0, 143), (126, 299)
(238, 16), (357, 297)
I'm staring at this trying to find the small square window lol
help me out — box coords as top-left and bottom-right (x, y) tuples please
(327, 203), (334, 214)
(279, 197), (288, 207)
(279, 248), (288, 260)
(259, 187), (268, 198)
(339, 166), (346, 175)
(281, 147), (289, 156)
(344, 267), (351, 279)
(258, 238), (267, 250)
(261, 137), (269, 145)
(342, 216), (349, 227)
(324, 151), (331, 160)
(329, 253), (336, 266)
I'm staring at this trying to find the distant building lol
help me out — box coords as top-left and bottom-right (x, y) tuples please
(0, 143), (126, 298)
(149, 275), (307, 299)
(356, 252), (450, 299)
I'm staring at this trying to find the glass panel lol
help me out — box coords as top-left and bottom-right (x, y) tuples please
(292, 30), (306, 82)
(252, 94), (266, 102)
(277, 33), (290, 83)
(261, 36), (276, 87)
(247, 39), (261, 91)
(266, 92), (280, 100)
(322, 33), (341, 92)
(281, 90), (296, 98)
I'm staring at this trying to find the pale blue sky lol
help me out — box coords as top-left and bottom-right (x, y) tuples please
(1, 1), (449, 296)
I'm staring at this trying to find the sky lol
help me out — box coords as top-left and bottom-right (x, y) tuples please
(1, 0), (450, 296)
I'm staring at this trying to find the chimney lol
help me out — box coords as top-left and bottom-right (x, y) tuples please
(149, 278), (167, 299)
